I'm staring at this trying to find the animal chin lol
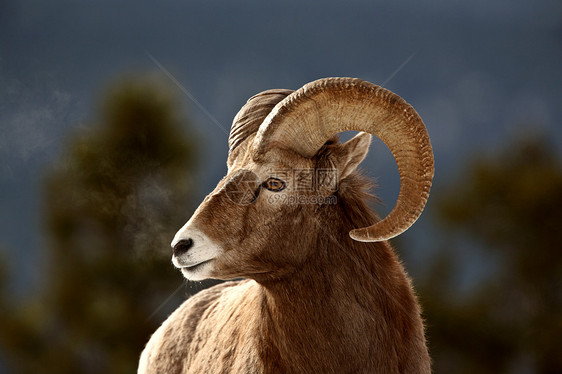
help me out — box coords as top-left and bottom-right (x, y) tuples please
(180, 259), (215, 280)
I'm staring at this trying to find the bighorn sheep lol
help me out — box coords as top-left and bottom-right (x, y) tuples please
(138, 77), (434, 373)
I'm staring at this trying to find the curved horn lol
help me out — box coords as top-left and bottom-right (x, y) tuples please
(228, 89), (293, 168)
(253, 77), (434, 242)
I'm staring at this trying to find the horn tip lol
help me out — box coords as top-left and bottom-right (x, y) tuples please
(349, 228), (386, 243)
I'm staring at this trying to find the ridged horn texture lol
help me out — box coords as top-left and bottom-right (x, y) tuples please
(253, 77), (434, 242)
(228, 89), (293, 167)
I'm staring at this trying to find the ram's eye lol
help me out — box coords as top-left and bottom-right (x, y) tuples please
(263, 177), (286, 192)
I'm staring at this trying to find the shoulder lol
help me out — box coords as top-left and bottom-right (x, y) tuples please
(138, 280), (253, 373)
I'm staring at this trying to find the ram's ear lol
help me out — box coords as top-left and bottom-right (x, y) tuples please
(331, 132), (371, 180)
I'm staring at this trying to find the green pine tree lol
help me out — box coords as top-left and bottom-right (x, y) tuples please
(421, 135), (562, 374)
(1, 75), (202, 373)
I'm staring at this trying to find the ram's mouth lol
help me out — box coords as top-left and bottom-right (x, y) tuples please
(175, 258), (216, 281)
(180, 259), (214, 272)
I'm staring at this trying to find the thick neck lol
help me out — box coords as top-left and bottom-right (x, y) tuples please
(256, 183), (425, 372)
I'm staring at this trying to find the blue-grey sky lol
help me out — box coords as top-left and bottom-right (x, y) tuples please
(1, 0), (561, 295)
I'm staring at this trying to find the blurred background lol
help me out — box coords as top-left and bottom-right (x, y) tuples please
(1, 1), (561, 373)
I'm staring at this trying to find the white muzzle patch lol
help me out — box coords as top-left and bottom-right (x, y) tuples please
(171, 224), (222, 281)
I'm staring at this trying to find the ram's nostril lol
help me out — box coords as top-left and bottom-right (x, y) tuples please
(173, 238), (193, 256)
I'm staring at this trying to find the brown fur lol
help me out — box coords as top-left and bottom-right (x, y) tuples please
(139, 136), (431, 373)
